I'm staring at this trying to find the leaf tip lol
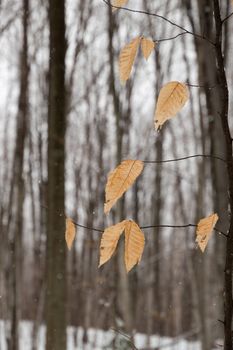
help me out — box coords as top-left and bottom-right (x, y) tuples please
(104, 160), (144, 214)
(196, 213), (219, 252)
(154, 81), (189, 129)
(141, 37), (155, 60)
(65, 218), (76, 250)
(124, 220), (145, 272)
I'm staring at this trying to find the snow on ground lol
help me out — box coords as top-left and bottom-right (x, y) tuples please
(0, 320), (202, 349)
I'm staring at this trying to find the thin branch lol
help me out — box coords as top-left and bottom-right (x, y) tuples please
(40, 200), (228, 238)
(143, 154), (226, 164)
(0, 11), (21, 35)
(73, 221), (227, 238)
(111, 328), (139, 350)
(142, 225), (227, 238)
(218, 319), (225, 325)
(153, 31), (217, 46)
(141, 223), (197, 229)
(72, 220), (103, 233)
(102, 0), (214, 45)
(73, 219), (228, 238)
(214, 228), (229, 238)
(186, 83), (218, 90)
(222, 12), (233, 24)
(155, 31), (188, 42)
(41, 205), (228, 237)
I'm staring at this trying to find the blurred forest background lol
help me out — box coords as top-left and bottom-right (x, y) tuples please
(0, 0), (233, 349)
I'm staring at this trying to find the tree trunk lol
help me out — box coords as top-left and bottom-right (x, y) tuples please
(45, 0), (67, 349)
(212, 1), (233, 348)
(8, 0), (29, 348)
(107, 6), (133, 333)
(182, 1), (229, 347)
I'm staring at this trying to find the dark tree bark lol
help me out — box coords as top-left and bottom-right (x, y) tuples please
(182, 1), (229, 347)
(45, 0), (67, 349)
(212, 3), (233, 349)
(8, 0), (29, 348)
(107, 7), (133, 333)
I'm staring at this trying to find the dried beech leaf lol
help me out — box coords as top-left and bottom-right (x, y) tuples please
(119, 37), (141, 82)
(196, 213), (219, 252)
(104, 160), (144, 214)
(99, 219), (145, 272)
(154, 81), (189, 130)
(112, 0), (128, 11)
(124, 220), (145, 272)
(65, 218), (76, 250)
(99, 220), (126, 267)
(141, 37), (155, 60)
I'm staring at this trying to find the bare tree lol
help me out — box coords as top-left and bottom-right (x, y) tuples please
(45, 0), (67, 348)
(6, 0), (30, 348)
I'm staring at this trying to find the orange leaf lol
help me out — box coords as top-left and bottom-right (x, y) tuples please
(141, 37), (155, 60)
(65, 218), (76, 250)
(124, 221), (145, 272)
(119, 37), (141, 82)
(196, 213), (219, 252)
(99, 220), (126, 267)
(112, 0), (128, 11)
(154, 81), (189, 130)
(99, 220), (145, 272)
(104, 160), (144, 214)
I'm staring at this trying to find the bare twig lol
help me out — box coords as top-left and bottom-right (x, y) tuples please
(41, 206), (228, 238)
(141, 223), (197, 229)
(218, 319), (225, 325)
(71, 221), (227, 238)
(142, 225), (227, 238)
(0, 11), (21, 35)
(186, 83), (218, 90)
(143, 154), (226, 164)
(72, 220), (103, 233)
(111, 328), (139, 350)
(154, 31), (188, 42)
(102, 0), (214, 45)
(222, 12), (233, 24)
